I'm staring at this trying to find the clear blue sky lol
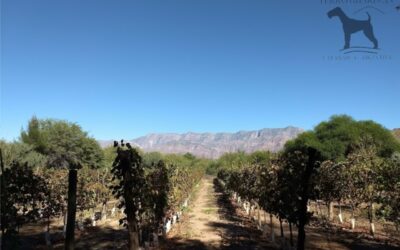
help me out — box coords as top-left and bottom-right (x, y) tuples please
(1, 0), (399, 141)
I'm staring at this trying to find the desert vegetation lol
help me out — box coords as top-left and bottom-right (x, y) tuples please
(0, 117), (207, 249)
(215, 115), (400, 249)
(1, 115), (399, 250)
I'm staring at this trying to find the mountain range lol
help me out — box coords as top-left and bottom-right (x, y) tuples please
(98, 127), (304, 159)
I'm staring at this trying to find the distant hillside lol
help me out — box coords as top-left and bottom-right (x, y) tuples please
(99, 127), (304, 159)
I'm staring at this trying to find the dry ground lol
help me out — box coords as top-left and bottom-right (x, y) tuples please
(13, 177), (400, 249)
(162, 176), (273, 250)
(163, 177), (400, 250)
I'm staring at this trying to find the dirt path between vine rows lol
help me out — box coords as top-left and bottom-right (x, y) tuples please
(162, 176), (274, 250)
(16, 176), (399, 249)
(162, 177), (400, 250)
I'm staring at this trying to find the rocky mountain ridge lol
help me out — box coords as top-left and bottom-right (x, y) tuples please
(98, 127), (304, 159)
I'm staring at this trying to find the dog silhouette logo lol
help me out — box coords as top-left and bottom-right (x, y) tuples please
(327, 7), (378, 50)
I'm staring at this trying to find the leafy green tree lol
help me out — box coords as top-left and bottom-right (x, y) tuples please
(142, 152), (164, 168)
(217, 152), (249, 171)
(284, 115), (400, 234)
(206, 160), (220, 175)
(20, 116), (47, 153)
(249, 151), (271, 166)
(183, 152), (196, 161)
(21, 117), (103, 169)
(219, 115), (399, 248)
(103, 146), (118, 168)
(313, 115), (400, 160)
(21, 117), (104, 249)
(0, 141), (47, 170)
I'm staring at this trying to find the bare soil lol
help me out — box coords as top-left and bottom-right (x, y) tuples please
(162, 177), (400, 250)
(162, 176), (273, 250)
(13, 177), (400, 250)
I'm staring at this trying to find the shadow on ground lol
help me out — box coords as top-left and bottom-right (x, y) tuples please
(305, 225), (400, 250)
(161, 237), (209, 250)
(12, 177), (400, 250)
(16, 226), (128, 250)
(211, 178), (276, 250)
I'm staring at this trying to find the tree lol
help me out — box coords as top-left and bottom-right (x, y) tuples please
(20, 116), (47, 153)
(249, 151), (271, 166)
(283, 115), (400, 240)
(217, 152), (249, 171)
(142, 152), (164, 168)
(313, 115), (400, 160)
(0, 141), (47, 170)
(21, 117), (104, 249)
(217, 115), (399, 248)
(21, 117), (103, 169)
(103, 146), (118, 169)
